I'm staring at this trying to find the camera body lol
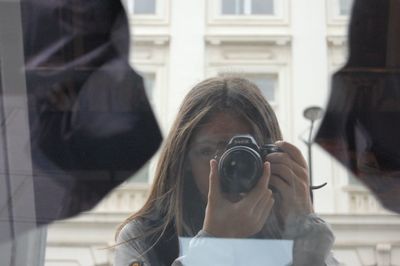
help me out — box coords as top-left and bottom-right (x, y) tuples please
(217, 135), (282, 194)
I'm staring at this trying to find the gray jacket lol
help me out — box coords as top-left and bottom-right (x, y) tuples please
(114, 213), (339, 266)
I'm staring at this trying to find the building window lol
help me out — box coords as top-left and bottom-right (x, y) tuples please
(339, 0), (353, 16)
(142, 72), (156, 107)
(129, 162), (150, 182)
(245, 74), (277, 104)
(221, 0), (274, 15)
(217, 73), (277, 106)
(134, 0), (156, 14)
(124, 0), (156, 15)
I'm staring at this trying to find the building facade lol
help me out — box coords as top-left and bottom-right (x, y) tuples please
(45, 1), (400, 265)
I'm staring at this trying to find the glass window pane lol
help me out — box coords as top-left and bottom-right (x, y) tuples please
(134, 0), (156, 14)
(141, 72), (156, 106)
(349, 174), (362, 185)
(245, 74), (276, 102)
(238, 0), (245, 14)
(339, 0), (353, 15)
(251, 0), (274, 15)
(222, 0), (235, 14)
(129, 162), (150, 182)
(222, 0), (245, 15)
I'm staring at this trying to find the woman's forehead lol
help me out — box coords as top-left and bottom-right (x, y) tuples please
(192, 112), (253, 143)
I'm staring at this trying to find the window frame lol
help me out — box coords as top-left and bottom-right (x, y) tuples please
(206, 64), (290, 135)
(123, 0), (170, 25)
(338, 0), (354, 16)
(130, 0), (157, 15)
(237, 72), (279, 107)
(326, 0), (353, 26)
(221, 0), (275, 16)
(207, 0), (289, 26)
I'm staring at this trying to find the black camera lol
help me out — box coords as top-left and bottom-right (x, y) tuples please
(217, 135), (282, 194)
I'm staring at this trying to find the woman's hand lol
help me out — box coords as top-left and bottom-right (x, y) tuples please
(266, 141), (314, 230)
(202, 160), (275, 238)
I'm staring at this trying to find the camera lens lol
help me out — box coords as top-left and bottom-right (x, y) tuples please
(224, 150), (257, 180)
(219, 146), (263, 194)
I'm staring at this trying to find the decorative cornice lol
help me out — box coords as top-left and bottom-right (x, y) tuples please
(132, 35), (170, 46)
(205, 35), (291, 46)
(320, 213), (400, 226)
(327, 35), (348, 47)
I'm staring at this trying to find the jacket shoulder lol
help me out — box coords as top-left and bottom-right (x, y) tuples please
(114, 219), (157, 266)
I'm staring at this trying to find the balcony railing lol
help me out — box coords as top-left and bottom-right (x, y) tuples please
(344, 185), (389, 214)
(92, 183), (150, 213)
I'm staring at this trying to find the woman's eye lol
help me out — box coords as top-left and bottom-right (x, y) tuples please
(199, 148), (214, 156)
(191, 146), (217, 159)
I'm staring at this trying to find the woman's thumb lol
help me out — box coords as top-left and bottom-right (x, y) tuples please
(208, 159), (221, 200)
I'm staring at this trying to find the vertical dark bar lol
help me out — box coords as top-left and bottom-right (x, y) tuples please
(386, 0), (400, 67)
(0, 4), (17, 264)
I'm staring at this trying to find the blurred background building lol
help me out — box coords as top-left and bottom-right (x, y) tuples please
(44, 0), (400, 265)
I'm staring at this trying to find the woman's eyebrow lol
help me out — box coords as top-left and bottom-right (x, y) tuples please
(192, 139), (218, 146)
(193, 139), (227, 146)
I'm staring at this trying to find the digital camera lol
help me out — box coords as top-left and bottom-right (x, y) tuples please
(217, 135), (282, 194)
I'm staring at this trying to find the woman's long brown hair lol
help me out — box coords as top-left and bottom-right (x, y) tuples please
(115, 76), (283, 247)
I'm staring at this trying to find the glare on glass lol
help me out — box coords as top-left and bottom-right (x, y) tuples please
(245, 74), (277, 103)
(134, 0), (156, 14)
(222, 0), (274, 15)
(339, 0), (354, 15)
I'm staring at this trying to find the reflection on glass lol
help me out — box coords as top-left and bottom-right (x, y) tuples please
(114, 77), (337, 266)
(222, 0), (244, 15)
(142, 72), (156, 107)
(2, 0), (399, 264)
(221, 0), (274, 15)
(316, 0), (400, 214)
(0, 0), (162, 243)
(252, 0), (274, 15)
(246, 74), (276, 103)
(339, 0), (354, 15)
(219, 73), (277, 104)
(134, 0), (156, 14)
(128, 162), (150, 183)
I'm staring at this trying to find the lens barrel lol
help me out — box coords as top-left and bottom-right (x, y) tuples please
(219, 146), (263, 194)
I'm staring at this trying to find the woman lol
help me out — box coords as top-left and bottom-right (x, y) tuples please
(114, 76), (338, 266)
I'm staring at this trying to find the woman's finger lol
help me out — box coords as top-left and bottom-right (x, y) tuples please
(269, 176), (290, 210)
(243, 162), (271, 205)
(274, 141), (308, 168)
(267, 153), (309, 183)
(208, 159), (222, 202)
(269, 163), (296, 185)
(270, 173), (311, 209)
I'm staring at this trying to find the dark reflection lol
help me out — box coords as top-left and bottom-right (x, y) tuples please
(115, 77), (338, 266)
(0, 0), (161, 243)
(315, 0), (400, 213)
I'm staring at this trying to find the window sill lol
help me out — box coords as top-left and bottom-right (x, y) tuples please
(205, 34), (291, 46)
(207, 16), (289, 27)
